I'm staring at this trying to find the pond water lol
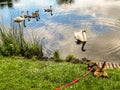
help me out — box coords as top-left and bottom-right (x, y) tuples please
(0, 0), (120, 62)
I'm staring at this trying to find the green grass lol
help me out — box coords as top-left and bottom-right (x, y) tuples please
(0, 56), (120, 90)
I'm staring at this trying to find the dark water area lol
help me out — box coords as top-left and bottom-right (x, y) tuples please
(0, 0), (120, 62)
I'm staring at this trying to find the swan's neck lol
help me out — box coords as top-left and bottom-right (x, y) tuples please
(82, 31), (87, 41)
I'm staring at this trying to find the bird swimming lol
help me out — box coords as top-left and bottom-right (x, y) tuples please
(74, 30), (87, 52)
(14, 11), (26, 27)
(44, 5), (52, 12)
(26, 10), (40, 21)
(44, 5), (53, 16)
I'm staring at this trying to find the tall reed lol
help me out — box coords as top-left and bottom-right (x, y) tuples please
(0, 24), (43, 59)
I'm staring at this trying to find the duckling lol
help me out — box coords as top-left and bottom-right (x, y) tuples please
(44, 5), (53, 16)
(44, 5), (52, 12)
(27, 10), (40, 21)
(32, 10), (39, 17)
(33, 10), (40, 21)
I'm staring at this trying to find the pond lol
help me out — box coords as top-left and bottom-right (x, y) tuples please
(0, 0), (120, 62)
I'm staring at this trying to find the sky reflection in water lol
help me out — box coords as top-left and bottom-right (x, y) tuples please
(0, 0), (120, 62)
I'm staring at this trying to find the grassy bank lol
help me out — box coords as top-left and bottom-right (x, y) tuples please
(0, 56), (120, 90)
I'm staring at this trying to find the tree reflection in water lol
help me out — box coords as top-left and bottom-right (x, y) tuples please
(0, 0), (20, 8)
(56, 0), (74, 5)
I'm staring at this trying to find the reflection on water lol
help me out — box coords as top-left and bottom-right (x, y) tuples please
(0, 0), (120, 62)
(0, 0), (19, 8)
(56, 0), (74, 5)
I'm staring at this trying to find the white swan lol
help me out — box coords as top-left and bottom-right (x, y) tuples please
(13, 11), (26, 27)
(14, 11), (25, 22)
(74, 30), (87, 51)
(14, 16), (25, 22)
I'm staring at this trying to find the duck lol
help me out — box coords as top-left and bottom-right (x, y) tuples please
(74, 30), (87, 52)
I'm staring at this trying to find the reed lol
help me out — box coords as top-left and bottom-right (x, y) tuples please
(0, 24), (43, 59)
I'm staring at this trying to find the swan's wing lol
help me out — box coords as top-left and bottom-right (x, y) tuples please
(82, 31), (87, 41)
(74, 32), (77, 38)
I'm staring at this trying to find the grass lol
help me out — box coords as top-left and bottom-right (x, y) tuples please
(0, 56), (120, 90)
